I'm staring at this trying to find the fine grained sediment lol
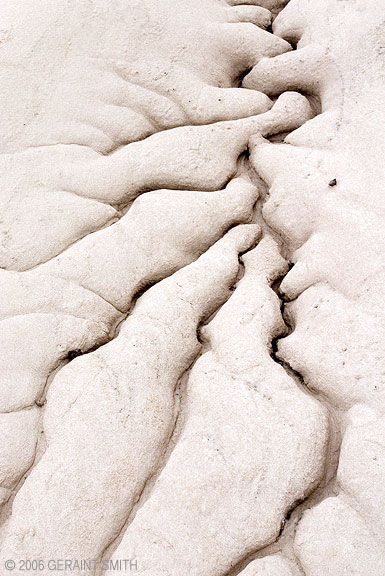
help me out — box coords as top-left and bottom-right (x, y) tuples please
(0, 0), (384, 575)
(246, 0), (385, 573)
(105, 237), (328, 576)
(0, 0), (288, 271)
(0, 90), (312, 509)
(0, 226), (260, 573)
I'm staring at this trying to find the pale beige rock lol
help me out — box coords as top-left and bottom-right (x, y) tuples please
(0, 225), (259, 574)
(106, 238), (327, 576)
(247, 0), (385, 573)
(38, 176), (259, 311)
(0, 88), (309, 269)
(238, 554), (298, 576)
(0, 0), (287, 154)
(0, 273), (120, 497)
(295, 404), (385, 576)
(0, 313), (113, 413)
(295, 498), (385, 576)
(0, 273), (120, 413)
(338, 405), (385, 538)
(0, 409), (39, 492)
(278, 285), (385, 410)
(0, 0), (288, 271)
(0, 184), (118, 271)
(0, 271), (119, 323)
(58, 92), (313, 204)
(0, 175), (259, 496)
(1, 0), (384, 573)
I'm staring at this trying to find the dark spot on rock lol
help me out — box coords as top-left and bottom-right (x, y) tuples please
(35, 399), (45, 407)
(328, 178), (337, 187)
(67, 349), (83, 360)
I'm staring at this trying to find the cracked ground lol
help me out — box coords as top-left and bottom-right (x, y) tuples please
(0, 0), (385, 574)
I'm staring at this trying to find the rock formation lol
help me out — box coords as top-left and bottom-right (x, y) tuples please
(1, 1), (384, 575)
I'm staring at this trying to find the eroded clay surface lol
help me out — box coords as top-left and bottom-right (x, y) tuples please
(0, 0), (384, 575)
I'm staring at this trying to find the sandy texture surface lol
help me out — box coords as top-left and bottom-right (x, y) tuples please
(0, 0), (384, 575)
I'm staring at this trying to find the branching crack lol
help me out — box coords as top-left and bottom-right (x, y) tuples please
(219, 8), (346, 575)
(0, 4), (349, 575)
(97, 270), (253, 575)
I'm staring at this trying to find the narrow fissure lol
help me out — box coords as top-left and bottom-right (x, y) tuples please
(221, 223), (342, 576)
